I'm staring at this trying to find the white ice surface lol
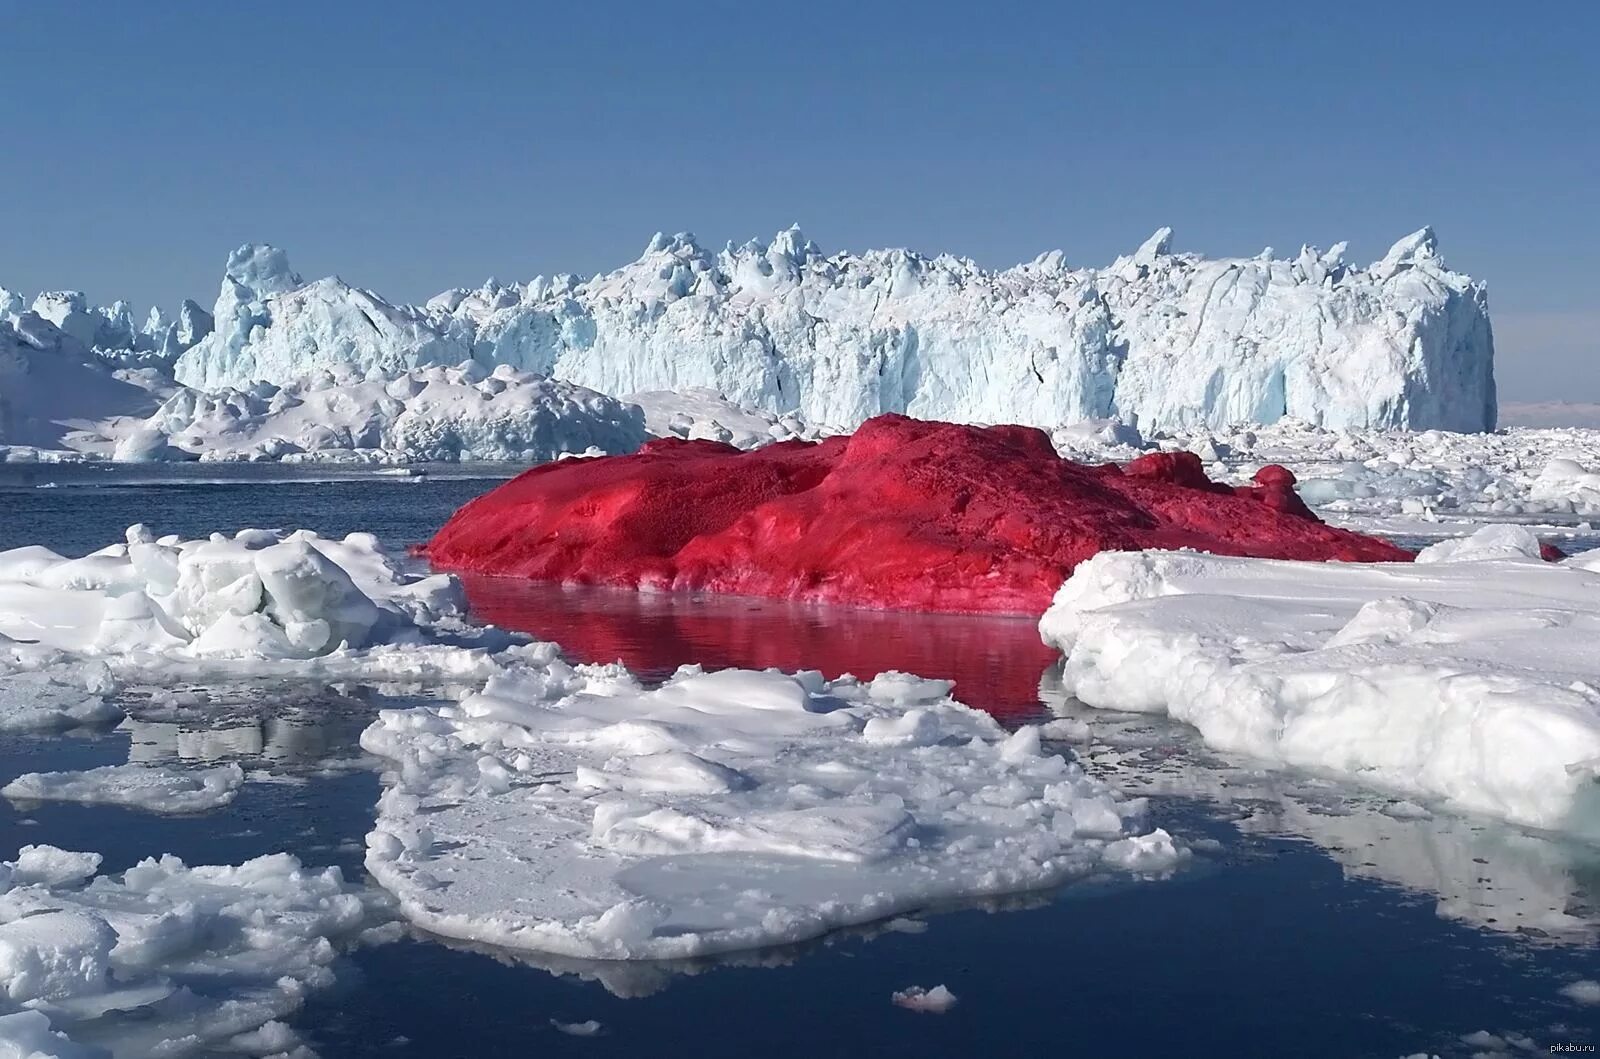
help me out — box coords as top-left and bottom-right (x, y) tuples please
(171, 228), (1494, 433)
(2, 763), (244, 814)
(1038, 527), (1600, 836)
(362, 658), (1179, 961)
(0, 845), (373, 1057)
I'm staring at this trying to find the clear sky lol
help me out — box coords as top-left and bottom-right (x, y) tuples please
(2, 1), (1595, 401)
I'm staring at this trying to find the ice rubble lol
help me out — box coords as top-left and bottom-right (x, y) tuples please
(2, 763), (244, 814)
(0, 525), (462, 662)
(171, 227), (1495, 433)
(107, 362), (649, 463)
(362, 653), (1181, 961)
(1037, 526), (1600, 835)
(0, 844), (373, 1056)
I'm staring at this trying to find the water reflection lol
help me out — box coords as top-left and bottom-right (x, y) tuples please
(1038, 663), (1600, 944)
(460, 575), (1059, 720)
(113, 682), (389, 774)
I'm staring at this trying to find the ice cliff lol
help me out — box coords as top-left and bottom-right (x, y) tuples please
(173, 227), (1497, 432)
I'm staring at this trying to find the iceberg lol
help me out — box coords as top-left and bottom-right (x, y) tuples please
(173, 227), (1496, 433)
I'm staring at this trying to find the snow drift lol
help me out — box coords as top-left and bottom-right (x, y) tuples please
(423, 415), (1409, 614)
(172, 227), (1496, 433)
(1038, 526), (1600, 836)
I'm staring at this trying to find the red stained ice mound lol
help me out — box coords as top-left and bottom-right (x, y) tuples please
(423, 415), (1411, 614)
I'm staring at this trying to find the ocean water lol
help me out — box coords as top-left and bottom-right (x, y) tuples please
(4, 465), (1598, 1058)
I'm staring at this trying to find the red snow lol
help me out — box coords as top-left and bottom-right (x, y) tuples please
(423, 414), (1411, 615)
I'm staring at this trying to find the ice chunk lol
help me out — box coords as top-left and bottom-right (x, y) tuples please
(891, 984), (959, 1013)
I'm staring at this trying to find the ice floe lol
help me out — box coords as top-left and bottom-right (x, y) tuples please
(362, 656), (1180, 961)
(1039, 526), (1600, 835)
(2, 763), (244, 814)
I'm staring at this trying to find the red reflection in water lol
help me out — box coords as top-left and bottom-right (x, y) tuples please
(459, 575), (1058, 721)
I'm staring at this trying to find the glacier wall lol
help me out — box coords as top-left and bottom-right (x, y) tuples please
(172, 227), (1497, 432)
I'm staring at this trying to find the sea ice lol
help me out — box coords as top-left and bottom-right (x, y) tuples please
(2, 763), (244, 814)
(362, 660), (1178, 961)
(1038, 526), (1600, 835)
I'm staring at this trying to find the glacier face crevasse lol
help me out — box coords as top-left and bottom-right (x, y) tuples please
(169, 227), (1496, 432)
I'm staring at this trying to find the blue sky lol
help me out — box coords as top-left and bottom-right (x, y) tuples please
(2, 1), (1595, 401)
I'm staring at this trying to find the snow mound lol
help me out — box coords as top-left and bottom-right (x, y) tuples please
(120, 362), (648, 464)
(361, 660), (1177, 961)
(424, 414), (1408, 614)
(1038, 527), (1600, 835)
(0, 526), (463, 661)
(172, 228), (1495, 433)
(0, 844), (372, 1055)
(3, 763), (244, 814)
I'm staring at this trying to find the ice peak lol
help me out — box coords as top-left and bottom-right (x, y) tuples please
(769, 224), (820, 265)
(1133, 227), (1174, 264)
(224, 244), (303, 300)
(1379, 226), (1440, 268)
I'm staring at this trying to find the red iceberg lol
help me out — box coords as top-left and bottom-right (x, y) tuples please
(424, 414), (1410, 615)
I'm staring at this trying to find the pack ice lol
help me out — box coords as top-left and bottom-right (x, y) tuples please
(1038, 526), (1600, 836)
(170, 227), (1495, 433)
(362, 652), (1181, 961)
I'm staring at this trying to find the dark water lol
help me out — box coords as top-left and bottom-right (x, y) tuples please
(6, 466), (1599, 1058)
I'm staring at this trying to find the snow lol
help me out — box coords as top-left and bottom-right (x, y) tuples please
(108, 363), (648, 464)
(0, 526), (463, 662)
(891, 984), (958, 1013)
(1038, 527), (1600, 835)
(2, 763), (244, 814)
(0, 845), (373, 1056)
(171, 228), (1495, 434)
(362, 659), (1178, 961)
